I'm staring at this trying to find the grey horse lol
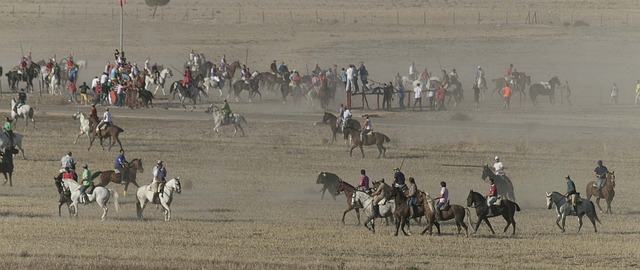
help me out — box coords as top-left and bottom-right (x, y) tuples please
(204, 104), (248, 137)
(546, 191), (601, 233)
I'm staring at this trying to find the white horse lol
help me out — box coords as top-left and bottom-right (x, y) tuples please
(39, 66), (50, 93)
(351, 191), (395, 234)
(10, 99), (36, 130)
(72, 110), (92, 144)
(63, 178), (119, 220)
(203, 76), (227, 99)
(145, 68), (172, 95)
(49, 66), (62, 95)
(0, 132), (25, 158)
(204, 104), (248, 137)
(76, 60), (88, 69)
(136, 178), (182, 221)
(546, 191), (601, 233)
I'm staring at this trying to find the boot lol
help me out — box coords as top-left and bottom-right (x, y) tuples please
(597, 188), (603, 198)
(373, 205), (380, 217)
(152, 192), (160, 204)
(409, 205), (414, 218)
(83, 194), (90, 205)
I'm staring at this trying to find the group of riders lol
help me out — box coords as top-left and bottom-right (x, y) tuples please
(347, 155), (610, 221)
(56, 150), (169, 205)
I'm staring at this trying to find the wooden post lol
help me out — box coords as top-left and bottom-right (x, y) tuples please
(290, 10), (293, 23)
(506, 11), (508, 24)
(315, 10), (318, 23)
(38, 5), (41, 17)
(396, 11), (399, 25)
(376, 93), (380, 109)
(346, 91), (352, 110)
(424, 11), (426, 25)
(343, 11), (345, 23)
(453, 11), (456, 25)
(262, 11), (265, 24)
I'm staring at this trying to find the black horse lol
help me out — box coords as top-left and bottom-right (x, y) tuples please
(5, 63), (39, 92)
(169, 80), (209, 111)
(466, 190), (521, 235)
(232, 74), (262, 102)
(53, 174), (73, 217)
(529, 76), (561, 106)
(137, 89), (155, 108)
(481, 165), (516, 201)
(0, 147), (16, 186)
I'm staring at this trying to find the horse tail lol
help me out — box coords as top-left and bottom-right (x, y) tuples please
(117, 127), (124, 132)
(464, 207), (473, 230)
(136, 199), (143, 219)
(110, 189), (120, 211)
(91, 171), (102, 181)
(383, 134), (391, 143)
(240, 115), (249, 127)
(514, 202), (521, 212)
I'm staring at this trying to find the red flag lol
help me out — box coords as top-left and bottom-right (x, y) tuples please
(118, 0), (125, 6)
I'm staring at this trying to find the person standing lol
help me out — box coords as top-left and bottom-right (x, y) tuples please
(151, 160), (168, 203)
(396, 84), (405, 109)
(412, 83), (422, 111)
(473, 83), (480, 110)
(339, 68), (347, 88)
(564, 80), (572, 106)
(502, 83), (512, 110)
(436, 85), (446, 111)
(115, 82), (124, 107)
(358, 62), (369, 92)
(409, 62), (417, 81)
(345, 65), (355, 92)
(635, 81), (640, 105)
(79, 82), (90, 106)
(382, 83), (394, 110)
(357, 169), (369, 192)
(610, 83), (618, 105)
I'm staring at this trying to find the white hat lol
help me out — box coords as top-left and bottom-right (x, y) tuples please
(495, 156), (500, 160)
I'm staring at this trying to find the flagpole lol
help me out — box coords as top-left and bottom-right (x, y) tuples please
(120, 0), (124, 52)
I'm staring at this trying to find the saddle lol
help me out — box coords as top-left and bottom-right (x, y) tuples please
(491, 197), (503, 206)
(540, 82), (551, 90)
(438, 200), (450, 211)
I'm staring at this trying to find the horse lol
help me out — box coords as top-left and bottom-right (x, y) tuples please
(169, 79), (208, 111)
(466, 190), (520, 235)
(53, 175), (72, 217)
(481, 165), (516, 201)
(88, 123), (124, 151)
(145, 68), (172, 96)
(136, 178), (182, 221)
(316, 171), (339, 201)
(334, 180), (366, 224)
(5, 65), (37, 92)
(62, 178), (119, 220)
(445, 79), (463, 109)
(389, 186), (411, 236)
(232, 77), (262, 102)
(420, 192), (470, 236)
(203, 76), (228, 99)
(137, 89), (155, 108)
(72, 111), (95, 144)
(343, 127), (390, 158)
(315, 77), (331, 109)
(226, 61), (241, 79)
(585, 171), (615, 213)
(257, 72), (282, 95)
(546, 191), (601, 233)
(10, 98), (37, 130)
(204, 104), (248, 137)
(91, 158), (144, 196)
(529, 76), (561, 106)
(0, 147), (16, 186)
(321, 112), (361, 144)
(352, 189), (395, 234)
(0, 131), (26, 159)
(49, 65), (62, 95)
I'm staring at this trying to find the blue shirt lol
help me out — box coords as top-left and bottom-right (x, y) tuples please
(394, 171), (405, 186)
(566, 180), (576, 193)
(114, 154), (126, 169)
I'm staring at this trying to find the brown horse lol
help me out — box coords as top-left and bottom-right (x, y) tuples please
(334, 180), (365, 224)
(133, 69), (149, 90)
(389, 186), (411, 236)
(88, 124), (124, 151)
(420, 192), (470, 236)
(92, 158), (144, 196)
(343, 127), (390, 158)
(226, 61), (241, 79)
(0, 147), (17, 186)
(316, 78), (330, 109)
(586, 171), (615, 213)
(257, 72), (282, 94)
(321, 112), (361, 144)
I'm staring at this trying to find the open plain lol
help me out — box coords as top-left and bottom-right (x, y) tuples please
(1, 0), (640, 269)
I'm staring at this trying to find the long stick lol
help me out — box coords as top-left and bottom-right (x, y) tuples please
(398, 158), (406, 171)
(20, 44), (24, 57)
(245, 47), (249, 66)
(170, 65), (182, 74)
(441, 164), (483, 168)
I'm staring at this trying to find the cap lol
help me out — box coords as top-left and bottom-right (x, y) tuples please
(565, 175), (570, 179)
(495, 156), (500, 160)
(68, 151), (72, 156)
(157, 160), (163, 165)
(82, 164), (88, 168)
(597, 160), (602, 165)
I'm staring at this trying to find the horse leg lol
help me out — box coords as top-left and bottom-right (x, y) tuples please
(555, 215), (563, 231)
(576, 214), (583, 233)
(360, 145), (364, 158)
(606, 198), (612, 214)
(355, 208), (361, 225)
(74, 131), (84, 144)
(560, 215), (567, 233)
(483, 218), (496, 234)
(163, 203), (171, 221)
(341, 206), (352, 224)
(596, 198), (603, 213)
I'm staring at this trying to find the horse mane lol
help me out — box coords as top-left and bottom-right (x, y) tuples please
(339, 180), (355, 190)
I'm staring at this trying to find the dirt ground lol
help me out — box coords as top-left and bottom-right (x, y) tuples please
(1, 0), (640, 269)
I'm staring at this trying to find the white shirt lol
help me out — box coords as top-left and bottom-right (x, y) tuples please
(103, 111), (111, 123)
(494, 162), (504, 175)
(153, 165), (167, 183)
(346, 67), (355, 80)
(60, 155), (74, 168)
(414, 86), (422, 99)
(343, 109), (352, 120)
(91, 78), (100, 89)
(100, 74), (108, 84)
(611, 86), (618, 97)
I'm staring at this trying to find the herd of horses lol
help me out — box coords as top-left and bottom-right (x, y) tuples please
(316, 165), (615, 236)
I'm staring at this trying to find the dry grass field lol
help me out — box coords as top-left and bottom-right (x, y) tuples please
(1, 0), (640, 269)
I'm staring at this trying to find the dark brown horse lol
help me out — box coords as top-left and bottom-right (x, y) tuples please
(133, 69), (149, 90)
(321, 112), (361, 144)
(343, 127), (390, 158)
(53, 174), (72, 217)
(226, 61), (241, 79)
(586, 171), (615, 213)
(481, 165), (516, 201)
(467, 190), (520, 235)
(257, 72), (282, 94)
(92, 158), (144, 196)
(232, 75), (261, 102)
(420, 192), (469, 236)
(389, 186), (411, 236)
(334, 180), (364, 224)
(88, 124), (124, 151)
(0, 147), (17, 186)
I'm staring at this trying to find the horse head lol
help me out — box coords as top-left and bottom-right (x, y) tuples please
(545, 192), (553, 209)
(131, 159), (144, 173)
(72, 110), (81, 120)
(549, 76), (561, 88)
(173, 177), (182, 194)
(481, 165), (492, 180)
(467, 190), (479, 208)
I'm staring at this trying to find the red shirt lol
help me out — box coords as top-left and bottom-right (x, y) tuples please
(358, 175), (369, 189)
(489, 184), (497, 196)
(62, 171), (74, 179)
(436, 87), (446, 101)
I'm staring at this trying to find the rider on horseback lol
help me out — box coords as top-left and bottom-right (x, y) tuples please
(336, 103), (345, 129)
(79, 164), (94, 205)
(564, 175), (579, 213)
(493, 156), (506, 176)
(342, 106), (352, 130)
(486, 178), (498, 207)
(361, 114), (372, 141)
(406, 177), (419, 218)
(151, 160), (167, 203)
(183, 66), (192, 88)
(220, 54), (227, 72)
(433, 181), (448, 220)
(151, 62), (159, 84)
(3, 117), (14, 147)
(270, 60), (278, 74)
(96, 108), (111, 132)
(594, 160), (608, 198)
(114, 149), (128, 183)
(222, 99), (232, 125)
(371, 178), (391, 217)
(393, 168), (406, 188)
(357, 169), (370, 192)
(14, 89), (26, 114)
